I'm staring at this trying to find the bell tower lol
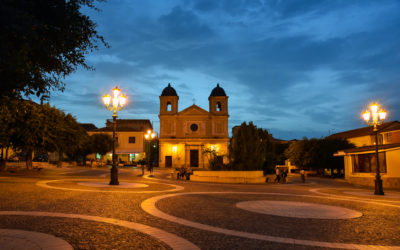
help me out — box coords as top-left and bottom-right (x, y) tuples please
(209, 83), (228, 115)
(159, 83), (179, 115)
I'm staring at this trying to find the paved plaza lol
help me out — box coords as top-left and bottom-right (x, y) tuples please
(0, 167), (400, 249)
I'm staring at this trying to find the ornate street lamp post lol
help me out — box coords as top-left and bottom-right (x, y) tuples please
(103, 86), (127, 185)
(144, 129), (156, 175)
(362, 103), (387, 195)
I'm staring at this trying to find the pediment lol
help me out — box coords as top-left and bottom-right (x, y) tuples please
(178, 104), (209, 116)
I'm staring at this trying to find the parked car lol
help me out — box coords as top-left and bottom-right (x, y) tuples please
(33, 154), (48, 162)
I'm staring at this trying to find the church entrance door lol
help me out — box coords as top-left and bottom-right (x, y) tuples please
(190, 150), (199, 167)
(165, 156), (172, 168)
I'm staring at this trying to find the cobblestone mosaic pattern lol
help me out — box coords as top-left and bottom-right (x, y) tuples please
(1, 167), (400, 249)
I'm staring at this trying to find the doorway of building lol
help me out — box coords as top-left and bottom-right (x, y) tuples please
(190, 150), (199, 167)
(165, 156), (172, 168)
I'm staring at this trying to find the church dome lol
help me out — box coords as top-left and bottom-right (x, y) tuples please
(161, 83), (178, 96)
(209, 83), (226, 97)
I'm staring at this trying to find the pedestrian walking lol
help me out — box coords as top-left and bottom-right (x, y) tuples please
(300, 169), (306, 183)
(281, 168), (288, 184)
(274, 168), (280, 183)
(179, 166), (186, 180)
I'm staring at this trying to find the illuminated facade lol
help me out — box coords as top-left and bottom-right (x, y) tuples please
(158, 84), (229, 168)
(332, 121), (400, 188)
(88, 119), (152, 163)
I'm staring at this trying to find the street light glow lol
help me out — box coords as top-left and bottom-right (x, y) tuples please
(119, 94), (127, 107)
(370, 104), (378, 113)
(379, 109), (387, 120)
(145, 130), (156, 140)
(103, 94), (111, 106)
(362, 111), (370, 122)
(104, 86), (127, 114)
(362, 102), (387, 195)
(363, 103), (387, 126)
(103, 86), (127, 185)
(113, 86), (120, 98)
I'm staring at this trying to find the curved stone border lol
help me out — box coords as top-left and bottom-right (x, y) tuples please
(344, 191), (400, 199)
(309, 188), (400, 206)
(0, 211), (199, 250)
(236, 200), (362, 219)
(0, 229), (73, 250)
(141, 192), (400, 249)
(77, 182), (149, 188)
(36, 180), (184, 193)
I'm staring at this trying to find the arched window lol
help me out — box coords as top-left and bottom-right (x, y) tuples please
(167, 102), (172, 111)
(216, 102), (222, 112)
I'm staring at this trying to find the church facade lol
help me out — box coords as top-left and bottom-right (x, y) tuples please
(158, 83), (229, 168)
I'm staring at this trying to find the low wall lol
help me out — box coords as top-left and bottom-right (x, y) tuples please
(191, 171), (266, 184)
(347, 176), (400, 189)
(4, 161), (76, 169)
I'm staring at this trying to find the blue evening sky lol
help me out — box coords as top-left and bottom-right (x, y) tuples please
(43, 0), (400, 140)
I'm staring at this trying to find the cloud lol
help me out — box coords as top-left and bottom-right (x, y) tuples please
(42, 0), (400, 140)
(158, 6), (215, 41)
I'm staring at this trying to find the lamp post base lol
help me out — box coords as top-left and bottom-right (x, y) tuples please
(109, 166), (119, 185)
(374, 178), (384, 195)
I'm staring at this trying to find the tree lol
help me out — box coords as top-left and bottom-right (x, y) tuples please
(0, 0), (107, 99)
(316, 137), (355, 175)
(0, 98), (18, 170)
(0, 99), (89, 169)
(202, 147), (218, 170)
(90, 133), (113, 159)
(274, 142), (290, 165)
(285, 137), (354, 175)
(70, 134), (92, 165)
(229, 122), (275, 171)
(9, 100), (46, 169)
(50, 108), (88, 166)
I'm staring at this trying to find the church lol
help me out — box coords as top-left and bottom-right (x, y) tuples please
(158, 83), (229, 168)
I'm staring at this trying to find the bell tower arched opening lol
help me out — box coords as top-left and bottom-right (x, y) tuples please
(216, 102), (222, 112)
(167, 102), (172, 112)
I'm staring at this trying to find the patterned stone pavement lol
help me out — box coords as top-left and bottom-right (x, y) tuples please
(0, 167), (400, 249)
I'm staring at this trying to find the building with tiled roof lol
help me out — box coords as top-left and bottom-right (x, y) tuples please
(88, 119), (153, 163)
(331, 121), (400, 189)
(80, 123), (98, 132)
(329, 121), (400, 146)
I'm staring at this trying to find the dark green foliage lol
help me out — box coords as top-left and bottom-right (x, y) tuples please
(229, 122), (275, 171)
(274, 142), (290, 165)
(90, 133), (113, 157)
(67, 133), (112, 165)
(0, 98), (16, 160)
(0, 99), (87, 169)
(0, 0), (107, 99)
(202, 147), (219, 170)
(284, 137), (354, 174)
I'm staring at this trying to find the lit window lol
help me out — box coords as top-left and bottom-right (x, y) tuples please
(371, 134), (383, 145)
(352, 153), (386, 173)
(386, 133), (392, 143)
